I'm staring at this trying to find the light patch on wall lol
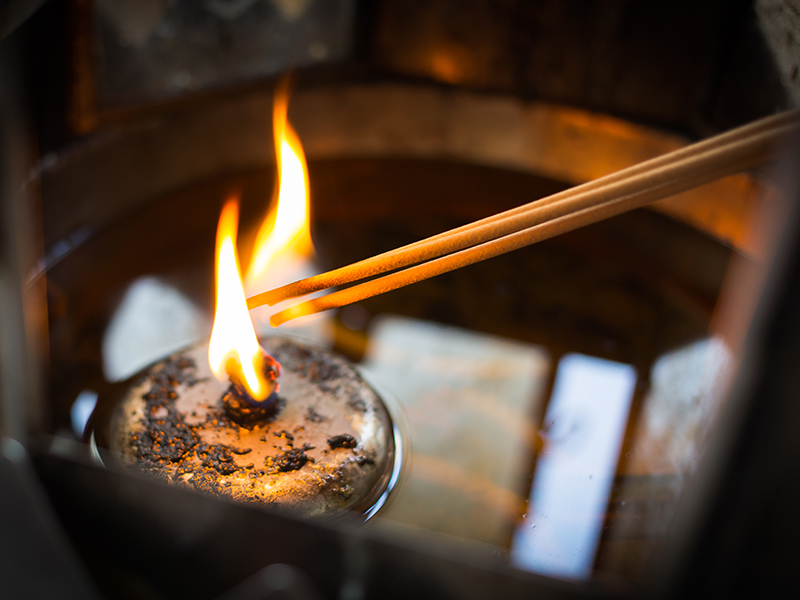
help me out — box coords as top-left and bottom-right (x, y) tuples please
(102, 277), (208, 381)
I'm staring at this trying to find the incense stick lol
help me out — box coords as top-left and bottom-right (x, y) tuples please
(248, 109), (799, 311)
(246, 111), (800, 327)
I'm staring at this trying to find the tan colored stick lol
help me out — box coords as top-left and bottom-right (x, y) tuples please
(265, 118), (798, 327)
(248, 109), (800, 310)
(267, 171), (748, 324)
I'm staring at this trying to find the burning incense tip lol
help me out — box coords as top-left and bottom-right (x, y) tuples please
(270, 302), (315, 328)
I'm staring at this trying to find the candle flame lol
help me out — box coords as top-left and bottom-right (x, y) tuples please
(209, 198), (271, 400)
(247, 80), (313, 281)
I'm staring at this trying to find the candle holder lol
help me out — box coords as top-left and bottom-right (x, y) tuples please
(88, 336), (402, 520)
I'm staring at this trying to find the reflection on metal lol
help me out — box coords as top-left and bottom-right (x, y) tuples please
(511, 353), (636, 579)
(362, 315), (550, 547)
(102, 276), (208, 381)
(70, 389), (98, 438)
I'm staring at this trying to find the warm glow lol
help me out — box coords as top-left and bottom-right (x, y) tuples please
(209, 198), (271, 400)
(247, 82), (313, 281)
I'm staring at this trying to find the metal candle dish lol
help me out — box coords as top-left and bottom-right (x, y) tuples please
(91, 337), (401, 520)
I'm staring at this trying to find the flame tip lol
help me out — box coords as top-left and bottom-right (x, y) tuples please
(245, 81), (313, 282)
(211, 79), (310, 398)
(209, 196), (271, 401)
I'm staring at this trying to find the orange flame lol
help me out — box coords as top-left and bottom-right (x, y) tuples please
(208, 198), (271, 400)
(247, 80), (313, 282)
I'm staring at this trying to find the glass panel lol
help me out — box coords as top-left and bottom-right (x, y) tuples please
(510, 354), (636, 579)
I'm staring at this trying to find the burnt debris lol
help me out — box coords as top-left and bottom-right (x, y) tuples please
(269, 445), (313, 473)
(197, 443), (238, 476)
(223, 387), (284, 429)
(133, 356), (200, 468)
(328, 434), (358, 449)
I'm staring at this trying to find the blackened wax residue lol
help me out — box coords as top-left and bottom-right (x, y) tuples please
(274, 429), (295, 441)
(268, 445), (313, 472)
(304, 407), (326, 422)
(132, 357), (241, 480)
(196, 443), (238, 476)
(133, 356), (199, 468)
(223, 388), (284, 429)
(328, 434), (358, 449)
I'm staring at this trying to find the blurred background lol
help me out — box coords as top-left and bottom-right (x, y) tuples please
(2, 1), (800, 598)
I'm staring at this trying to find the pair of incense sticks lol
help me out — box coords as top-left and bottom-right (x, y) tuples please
(247, 109), (800, 327)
